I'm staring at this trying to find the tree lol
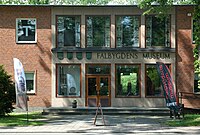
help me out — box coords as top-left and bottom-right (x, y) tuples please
(138, 0), (200, 88)
(0, 0), (110, 5)
(0, 65), (16, 116)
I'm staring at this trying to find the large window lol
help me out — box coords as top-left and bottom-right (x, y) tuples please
(57, 16), (80, 47)
(116, 16), (140, 47)
(57, 65), (81, 97)
(25, 72), (35, 94)
(86, 16), (110, 47)
(116, 64), (140, 97)
(145, 64), (164, 97)
(146, 16), (170, 47)
(16, 18), (37, 43)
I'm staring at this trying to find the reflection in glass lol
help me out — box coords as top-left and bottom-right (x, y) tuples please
(57, 16), (80, 47)
(86, 16), (110, 47)
(88, 78), (97, 96)
(100, 78), (109, 96)
(25, 72), (35, 93)
(17, 19), (36, 42)
(146, 65), (164, 96)
(116, 16), (140, 47)
(86, 65), (110, 75)
(116, 65), (140, 97)
(58, 65), (80, 96)
(146, 16), (170, 47)
(194, 73), (200, 93)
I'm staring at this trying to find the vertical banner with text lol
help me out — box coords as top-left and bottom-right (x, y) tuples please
(156, 62), (178, 111)
(13, 58), (28, 111)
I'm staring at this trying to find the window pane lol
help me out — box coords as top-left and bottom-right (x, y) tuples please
(58, 65), (80, 96)
(86, 65), (110, 75)
(116, 16), (140, 47)
(16, 19), (36, 43)
(57, 16), (80, 47)
(146, 16), (170, 47)
(193, 19), (198, 43)
(146, 65), (164, 96)
(116, 65), (140, 97)
(194, 73), (200, 93)
(25, 72), (35, 93)
(86, 16), (110, 47)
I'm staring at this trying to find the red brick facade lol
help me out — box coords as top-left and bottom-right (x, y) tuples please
(0, 5), (199, 109)
(176, 6), (200, 108)
(0, 6), (52, 107)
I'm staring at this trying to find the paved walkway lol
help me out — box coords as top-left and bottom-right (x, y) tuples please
(0, 115), (200, 134)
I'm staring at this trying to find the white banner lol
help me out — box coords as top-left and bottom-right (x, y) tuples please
(13, 58), (28, 111)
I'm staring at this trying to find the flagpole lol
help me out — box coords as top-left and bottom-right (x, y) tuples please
(26, 96), (29, 124)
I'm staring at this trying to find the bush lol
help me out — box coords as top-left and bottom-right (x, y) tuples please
(0, 65), (16, 116)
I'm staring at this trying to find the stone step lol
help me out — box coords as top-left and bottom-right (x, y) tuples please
(42, 107), (170, 116)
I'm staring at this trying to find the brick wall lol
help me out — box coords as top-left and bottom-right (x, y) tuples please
(176, 6), (200, 108)
(0, 6), (52, 107)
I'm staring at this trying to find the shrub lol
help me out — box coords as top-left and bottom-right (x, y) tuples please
(0, 65), (15, 116)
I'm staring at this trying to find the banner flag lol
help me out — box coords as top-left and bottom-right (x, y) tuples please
(156, 62), (178, 111)
(13, 58), (28, 111)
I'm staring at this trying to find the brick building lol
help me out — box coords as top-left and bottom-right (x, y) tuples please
(0, 5), (199, 110)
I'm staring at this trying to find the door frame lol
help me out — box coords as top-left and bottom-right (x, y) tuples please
(85, 75), (111, 107)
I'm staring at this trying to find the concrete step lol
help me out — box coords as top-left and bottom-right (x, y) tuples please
(42, 107), (170, 116)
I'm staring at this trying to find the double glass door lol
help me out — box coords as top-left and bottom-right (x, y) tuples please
(86, 76), (111, 107)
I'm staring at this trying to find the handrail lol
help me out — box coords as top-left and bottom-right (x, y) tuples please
(178, 91), (196, 95)
(178, 91), (200, 105)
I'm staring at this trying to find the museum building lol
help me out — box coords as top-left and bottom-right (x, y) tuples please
(0, 5), (199, 109)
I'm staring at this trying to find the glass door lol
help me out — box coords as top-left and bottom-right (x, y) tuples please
(86, 76), (110, 107)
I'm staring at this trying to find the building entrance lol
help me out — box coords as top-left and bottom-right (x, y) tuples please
(85, 64), (111, 107)
(86, 76), (111, 107)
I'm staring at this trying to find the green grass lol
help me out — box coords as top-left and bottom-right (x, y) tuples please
(166, 114), (200, 127)
(0, 112), (46, 126)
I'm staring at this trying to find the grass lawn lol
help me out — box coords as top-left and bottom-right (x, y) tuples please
(166, 114), (200, 126)
(0, 112), (46, 126)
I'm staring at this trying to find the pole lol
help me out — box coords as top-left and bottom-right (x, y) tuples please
(26, 95), (29, 124)
(26, 111), (28, 124)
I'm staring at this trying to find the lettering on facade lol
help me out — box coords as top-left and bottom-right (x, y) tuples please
(143, 52), (170, 59)
(97, 52), (138, 59)
(96, 52), (171, 60)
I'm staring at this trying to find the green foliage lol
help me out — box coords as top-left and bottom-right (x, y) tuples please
(138, 0), (200, 88)
(138, 0), (174, 16)
(166, 114), (200, 126)
(0, 112), (45, 126)
(28, 0), (50, 4)
(0, 65), (16, 116)
(0, 0), (110, 5)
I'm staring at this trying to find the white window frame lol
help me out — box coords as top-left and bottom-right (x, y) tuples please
(16, 18), (37, 43)
(25, 71), (36, 94)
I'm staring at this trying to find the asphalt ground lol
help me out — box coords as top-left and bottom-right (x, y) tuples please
(0, 114), (200, 135)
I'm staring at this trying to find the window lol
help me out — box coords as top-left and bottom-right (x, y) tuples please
(194, 73), (200, 94)
(57, 65), (81, 97)
(57, 16), (80, 47)
(145, 64), (165, 97)
(146, 16), (170, 47)
(25, 72), (35, 94)
(86, 64), (110, 75)
(116, 64), (140, 97)
(86, 16), (110, 47)
(16, 18), (37, 43)
(116, 16), (140, 47)
(192, 18), (197, 44)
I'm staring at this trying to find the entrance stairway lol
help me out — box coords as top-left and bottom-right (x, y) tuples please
(42, 107), (170, 116)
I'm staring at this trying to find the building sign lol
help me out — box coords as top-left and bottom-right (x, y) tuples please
(96, 52), (171, 60)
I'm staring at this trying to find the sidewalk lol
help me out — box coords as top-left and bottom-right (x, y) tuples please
(0, 114), (200, 134)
